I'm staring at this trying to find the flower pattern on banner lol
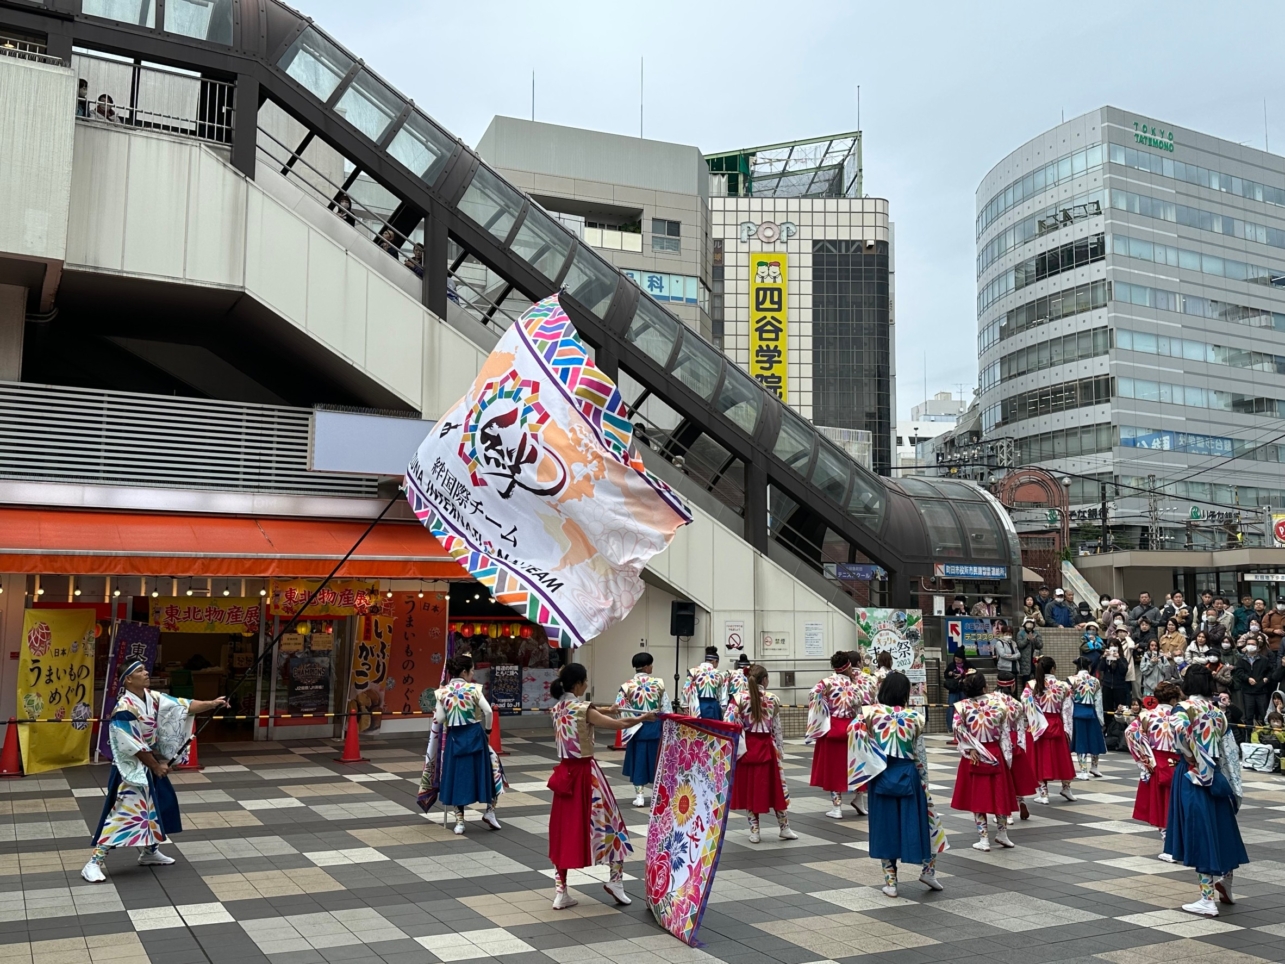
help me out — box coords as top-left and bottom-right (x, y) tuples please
(1125, 703), (1175, 779)
(1022, 677), (1073, 740)
(645, 715), (740, 947)
(805, 674), (860, 742)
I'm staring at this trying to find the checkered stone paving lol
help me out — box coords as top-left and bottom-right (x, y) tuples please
(2, 731), (1284, 964)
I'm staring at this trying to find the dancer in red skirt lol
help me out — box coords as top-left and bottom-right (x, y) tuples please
(547, 663), (655, 910)
(1125, 681), (1182, 861)
(993, 672), (1036, 820)
(807, 652), (864, 818)
(724, 663), (799, 843)
(951, 671), (1018, 851)
(1021, 656), (1078, 805)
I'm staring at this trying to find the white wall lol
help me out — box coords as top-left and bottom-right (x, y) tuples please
(63, 123), (488, 419)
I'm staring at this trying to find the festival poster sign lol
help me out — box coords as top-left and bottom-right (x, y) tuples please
(18, 609), (96, 774)
(149, 599), (262, 634)
(856, 609), (926, 706)
(270, 579), (380, 618)
(646, 715), (740, 946)
(97, 620), (161, 762)
(285, 653), (331, 715)
(489, 664), (522, 716)
(405, 294), (691, 648)
(946, 617), (998, 658)
(388, 591), (449, 720)
(748, 251), (788, 400)
(350, 612), (393, 732)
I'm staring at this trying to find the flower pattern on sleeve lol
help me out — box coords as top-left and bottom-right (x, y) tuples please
(952, 695), (1011, 766)
(805, 674), (860, 742)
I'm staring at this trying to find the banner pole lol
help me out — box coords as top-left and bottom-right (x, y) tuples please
(94, 605), (122, 765)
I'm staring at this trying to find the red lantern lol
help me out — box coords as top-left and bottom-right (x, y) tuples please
(449, 622), (458, 633)
(520, 625), (533, 639)
(460, 625), (473, 638)
(475, 623), (486, 637)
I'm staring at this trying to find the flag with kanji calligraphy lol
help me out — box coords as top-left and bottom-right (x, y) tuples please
(405, 294), (692, 648)
(97, 620), (160, 762)
(645, 715), (739, 946)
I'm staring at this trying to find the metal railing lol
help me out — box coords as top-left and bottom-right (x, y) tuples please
(0, 382), (377, 498)
(256, 124), (527, 332)
(0, 33), (62, 65)
(72, 50), (234, 143)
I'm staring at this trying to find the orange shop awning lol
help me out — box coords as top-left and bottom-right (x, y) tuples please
(0, 507), (465, 579)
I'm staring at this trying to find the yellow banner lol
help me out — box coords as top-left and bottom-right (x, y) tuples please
(349, 612), (394, 732)
(18, 609), (96, 774)
(749, 251), (788, 401)
(270, 579), (381, 618)
(150, 599), (263, 634)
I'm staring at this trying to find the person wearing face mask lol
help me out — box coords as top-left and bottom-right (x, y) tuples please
(970, 594), (999, 618)
(1096, 594), (1112, 621)
(1099, 642), (1131, 714)
(1207, 649), (1235, 701)
(1079, 622), (1105, 673)
(1201, 608), (1227, 648)
(1262, 597), (1285, 661)
(1234, 638), (1278, 726)
(947, 595), (969, 618)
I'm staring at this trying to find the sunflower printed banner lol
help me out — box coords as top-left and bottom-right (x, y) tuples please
(645, 714), (741, 946)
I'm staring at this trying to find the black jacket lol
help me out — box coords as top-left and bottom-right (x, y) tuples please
(1234, 655), (1276, 696)
(1098, 656), (1129, 689)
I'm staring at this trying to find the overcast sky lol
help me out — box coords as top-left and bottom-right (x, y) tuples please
(293, 0), (1282, 418)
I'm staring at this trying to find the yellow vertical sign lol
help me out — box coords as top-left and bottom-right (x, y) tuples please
(17, 609), (96, 774)
(749, 252), (788, 401)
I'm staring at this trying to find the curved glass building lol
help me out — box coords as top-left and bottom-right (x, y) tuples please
(975, 107), (1285, 548)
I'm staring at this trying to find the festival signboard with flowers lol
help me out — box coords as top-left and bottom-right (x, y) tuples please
(856, 608), (926, 705)
(17, 609), (96, 774)
(645, 715), (740, 946)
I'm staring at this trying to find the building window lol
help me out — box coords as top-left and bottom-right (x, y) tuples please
(711, 239), (725, 348)
(651, 218), (681, 253)
(998, 375), (1112, 427)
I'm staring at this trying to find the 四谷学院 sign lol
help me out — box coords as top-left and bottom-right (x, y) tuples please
(748, 251), (788, 401)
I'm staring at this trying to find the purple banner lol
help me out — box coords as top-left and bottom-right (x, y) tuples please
(96, 620), (160, 761)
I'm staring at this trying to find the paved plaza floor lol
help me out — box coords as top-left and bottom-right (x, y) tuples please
(2, 730), (1284, 964)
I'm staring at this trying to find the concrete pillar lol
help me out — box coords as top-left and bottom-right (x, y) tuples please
(0, 574), (24, 745)
(0, 285), (25, 382)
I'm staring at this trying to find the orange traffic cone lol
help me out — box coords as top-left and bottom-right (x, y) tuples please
(0, 719), (21, 778)
(173, 732), (203, 771)
(335, 707), (368, 764)
(489, 713), (508, 756)
(611, 728), (625, 751)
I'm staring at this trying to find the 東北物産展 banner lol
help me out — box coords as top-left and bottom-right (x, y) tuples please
(405, 295), (691, 648)
(17, 609), (96, 774)
(748, 251), (788, 401)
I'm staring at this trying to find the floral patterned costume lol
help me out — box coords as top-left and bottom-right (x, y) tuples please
(808, 673), (861, 795)
(416, 679), (502, 815)
(1023, 677), (1076, 783)
(991, 690), (1038, 797)
(91, 689), (192, 851)
(724, 690), (790, 824)
(547, 695), (630, 877)
(615, 673), (671, 789)
(1125, 703), (1177, 829)
(1068, 672), (1106, 759)
(683, 663), (729, 720)
(951, 695), (1017, 822)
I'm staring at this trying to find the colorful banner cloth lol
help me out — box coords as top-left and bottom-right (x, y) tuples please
(18, 609), (96, 775)
(646, 714), (740, 947)
(97, 620), (161, 761)
(406, 294), (692, 648)
(387, 592), (449, 718)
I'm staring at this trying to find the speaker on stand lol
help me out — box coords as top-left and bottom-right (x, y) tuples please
(670, 601), (696, 700)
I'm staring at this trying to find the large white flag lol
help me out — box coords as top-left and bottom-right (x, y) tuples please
(406, 295), (692, 647)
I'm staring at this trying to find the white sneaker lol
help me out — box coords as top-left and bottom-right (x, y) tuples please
(1059, 786), (1078, 802)
(1215, 876), (1235, 905)
(1157, 852), (1175, 863)
(851, 795), (868, 816)
(1076, 771), (1090, 781)
(453, 821), (466, 835)
(748, 829), (761, 844)
(918, 871), (944, 892)
(552, 890), (578, 910)
(1089, 767), (1103, 778)
(482, 809), (501, 831)
(994, 829), (1015, 849)
(881, 884), (898, 898)
(1182, 897), (1219, 917)
(632, 794), (645, 808)
(779, 826), (799, 841)
(603, 880), (631, 906)
(825, 807), (844, 819)
(1034, 791), (1050, 805)
(138, 849), (175, 866)
(80, 860), (106, 883)
(972, 838), (991, 852)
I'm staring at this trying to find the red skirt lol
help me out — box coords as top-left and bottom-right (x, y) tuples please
(809, 717), (852, 792)
(951, 740), (1018, 814)
(548, 757), (593, 870)
(1031, 712), (1076, 781)
(1132, 750), (1178, 829)
(731, 733), (788, 813)
(1009, 740), (1039, 797)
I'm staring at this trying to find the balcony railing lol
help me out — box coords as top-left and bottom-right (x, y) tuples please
(0, 382), (376, 498)
(72, 50), (234, 143)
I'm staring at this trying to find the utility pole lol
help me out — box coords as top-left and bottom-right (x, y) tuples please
(1099, 481), (1109, 553)
(1146, 474), (1162, 551)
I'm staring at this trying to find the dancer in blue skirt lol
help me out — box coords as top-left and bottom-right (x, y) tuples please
(431, 656), (501, 835)
(614, 652), (671, 807)
(683, 647), (728, 720)
(1164, 665), (1248, 917)
(1069, 657), (1106, 779)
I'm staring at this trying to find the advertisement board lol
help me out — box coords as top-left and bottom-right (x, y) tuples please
(748, 251), (788, 400)
(856, 609), (925, 705)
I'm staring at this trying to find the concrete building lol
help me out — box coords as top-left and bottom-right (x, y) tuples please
(894, 392), (967, 474)
(975, 106), (1285, 548)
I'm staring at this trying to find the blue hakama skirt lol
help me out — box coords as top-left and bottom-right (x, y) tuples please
(622, 719), (662, 786)
(697, 698), (722, 721)
(1071, 703), (1106, 755)
(439, 722), (494, 807)
(867, 756), (932, 865)
(1163, 759), (1248, 876)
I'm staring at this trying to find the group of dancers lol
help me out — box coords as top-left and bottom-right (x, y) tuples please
(81, 645), (1248, 920)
